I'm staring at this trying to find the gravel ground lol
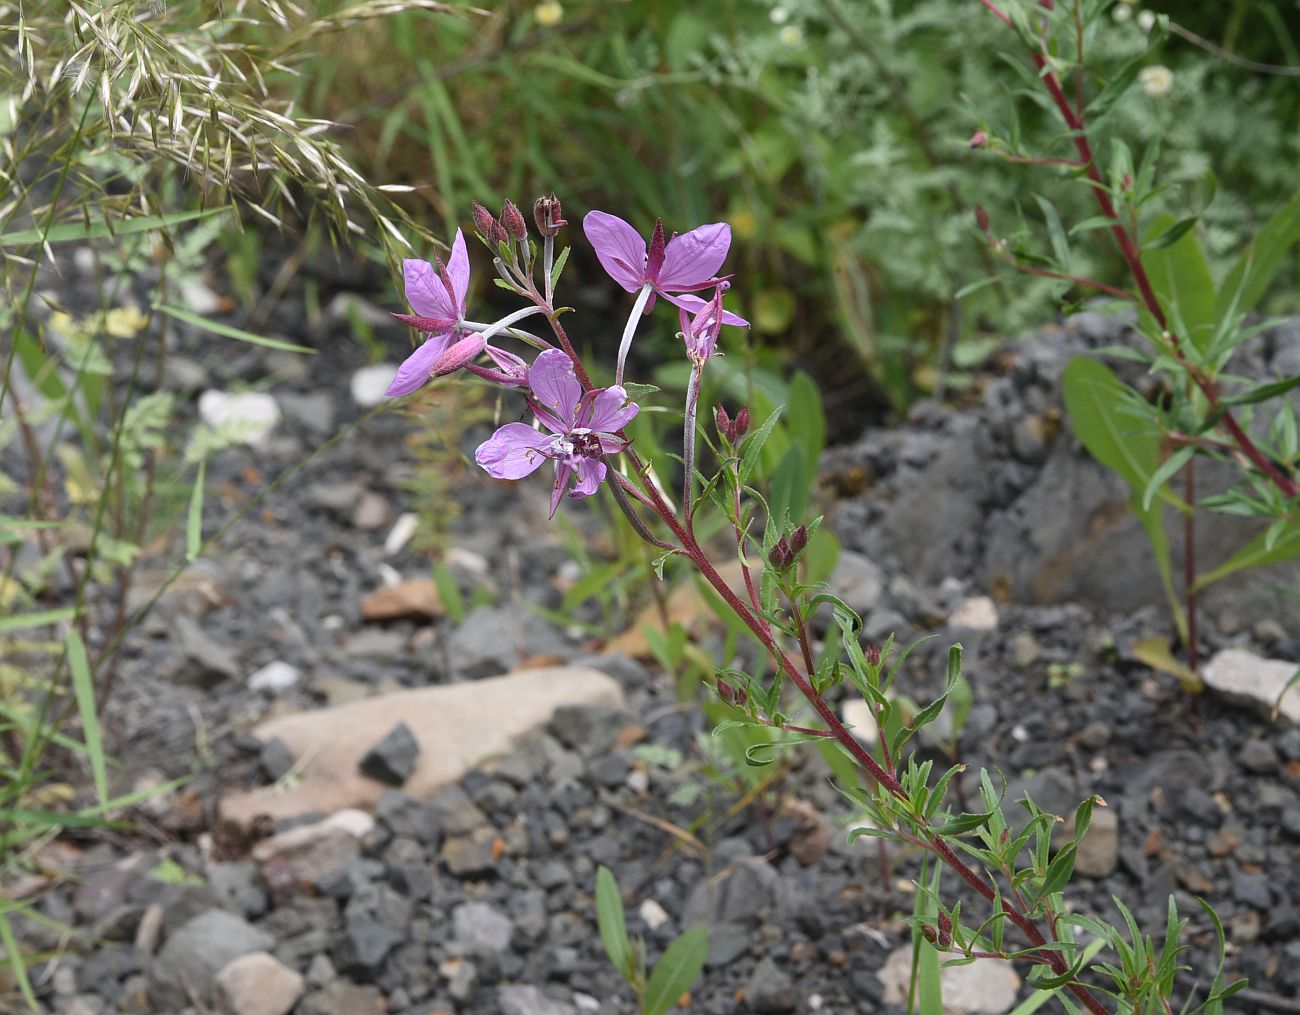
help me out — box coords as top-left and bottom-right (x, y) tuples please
(4, 245), (1298, 1015)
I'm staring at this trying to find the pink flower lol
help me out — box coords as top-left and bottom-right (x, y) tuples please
(475, 350), (639, 516)
(387, 229), (472, 397)
(678, 285), (728, 363)
(582, 211), (748, 326)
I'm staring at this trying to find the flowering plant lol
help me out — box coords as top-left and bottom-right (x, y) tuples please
(385, 188), (1242, 1012)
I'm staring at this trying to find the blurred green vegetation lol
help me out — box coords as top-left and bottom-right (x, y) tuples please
(279, 0), (1300, 409)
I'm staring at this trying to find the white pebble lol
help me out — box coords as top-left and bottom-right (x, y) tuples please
(385, 513), (420, 555)
(197, 390), (280, 448)
(639, 898), (670, 931)
(350, 364), (398, 407)
(248, 660), (300, 693)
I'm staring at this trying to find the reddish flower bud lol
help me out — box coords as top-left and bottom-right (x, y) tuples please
(864, 643), (882, 667)
(471, 201), (498, 238)
(489, 221), (510, 249)
(975, 205), (990, 233)
(789, 524), (808, 556)
(968, 130), (988, 148)
(429, 333), (486, 377)
(733, 406), (750, 438)
(715, 404), (734, 441)
(533, 193), (566, 237)
(920, 923), (939, 946)
(500, 200), (528, 241)
(768, 536), (794, 570)
(937, 912), (953, 948)
(717, 679), (747, 708)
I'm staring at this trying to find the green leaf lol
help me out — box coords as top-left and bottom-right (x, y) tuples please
(1060, 357), (1189, 512)
(186, 459), (206, 562)
(0, 607), (77, 633)
(549, 244), (571, 291)
(0, 206), (230, 247)
(642, 925), (709, 1015)
(1140, 212), (1216, 352)
(1034, 195), (1071, 272)
(1141, 446), (1193, 512)
(1216, 374), (1300, 410)
(936, 809), (996, 836)
(154, 305), (315, 354)
(1143, 216), (1198, 251)
(1131, 635), (1199, 690)
(1191, 519), (1300, 592)
(66, 630), (108, 808)
(0, 907), (38, 1011)
(787, 371), (827, 475)
(1272, 667), (1300, 722)
(1216, 190), (1300, 324)
(595, 866), (633, 984)
(738, 404), (785, 483)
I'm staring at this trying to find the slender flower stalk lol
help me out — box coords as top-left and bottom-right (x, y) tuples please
(615, 283), (655, 386)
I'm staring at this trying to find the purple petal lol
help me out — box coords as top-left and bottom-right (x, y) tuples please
(528, 349), (582, 428)
(657, 222), (731, 291)
(664, 291), (749, 327)
(429, 333), (485, 376)
(475, 423), (554, 480)
(385, 331), (454, 396)
(549, 462), (576, 517)
(446, 229), (470, 313)
(570, 458), (607, 499)
(403, 259), (457, 323)
(583, 385), (640, 434)
(483, 344), (529, 387)
(583, 210), (648, 293)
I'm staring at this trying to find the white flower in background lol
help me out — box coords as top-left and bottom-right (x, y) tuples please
(770, 6), (789, 24)
(779, 24), (803, 46)
(534, 1), (562, 26)
(1137, 9), (1156, 31)
(1112, 3), (1132, 21)
(1139, 65), (1174, 98)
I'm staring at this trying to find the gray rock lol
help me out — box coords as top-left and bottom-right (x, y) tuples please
(684, 858), (779, 927)
(827, 551), (885, 618)
(375, 791), (439, 845)
(446, 604), (567, 678)
(445, 957), (478, 1002)
(259, 737), (296, 783)
(1231, 869), (1273, 910)
(351, 491), (390, 531)
(344, 628), (407, 660)
(206, 862), (267, 919)
(745, 956), (796, 1013)
(452, 901), (513, 953)
(333, 917), (401, 978)
(1006, 768), (1076, 832)
(498, 984), (577, 1015)
(213, 951), (304, 1015)
(430, 785), (489, 835)
(1180, 787), (1222, 827)
(173, 616), (240, 687)
(297, 981), (384, 1015)
(358, 722), (420, 786)
(1240, 739), (1279, 773)
(706, 924), (749, 967)
(550, 704), (630, 759)
(441, 828), (498, 878)
(148, 909), (272, 1008)
(278, 392), (336, 434)
(1282, 807), (1300, 838)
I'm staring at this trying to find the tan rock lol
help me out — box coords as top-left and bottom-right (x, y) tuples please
(1203, 649), (1300, 724)
(214, 951), (304, 1015)
(219, 667), (623, 828)
(607, 561), (755, 658)
(361, 578), (442, 621)
(880, 945), (1020, 1013)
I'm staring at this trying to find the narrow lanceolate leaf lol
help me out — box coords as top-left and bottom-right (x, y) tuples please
(1192, 519), (1300, 593)
(66, 630), (108, 807)
(642, 925), (709, 1015)
(1140, 212), (1216, 352)
(1215, 190), (1300, 325)
(0, 906), (38, 1010)
(0, 607), (77, 632)
(594, 867), (633, 985)
(186, 459), (206, 561)
(154, 305), (315, 354)
(1142, 446), (1194, 511)
(1060, 357), (1189, 513)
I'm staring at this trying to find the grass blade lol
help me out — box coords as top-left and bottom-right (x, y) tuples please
(186, 459), (206, 561)
(0, 206), (230, 247)
(0, 607), (77, 633)
(0, 906), (38, 1011)
(66, 630), (108, 807)
(154, 305), (315, 354)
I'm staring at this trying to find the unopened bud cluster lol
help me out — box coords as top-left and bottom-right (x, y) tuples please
(715, 404), (751, 443)
(767, 524), (808, 570)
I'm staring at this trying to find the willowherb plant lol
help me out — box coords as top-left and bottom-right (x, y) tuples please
(383, 194), (1242, 1012)
(966, 0), (1299, 681)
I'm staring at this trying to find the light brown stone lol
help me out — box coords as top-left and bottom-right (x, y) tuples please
(214, 951), (304, 1015)
(1203, 649), (1300, 724)
(880, 945), (1020, 1013)
(219, 667), (623, 828)
(360, 578), (442, 621)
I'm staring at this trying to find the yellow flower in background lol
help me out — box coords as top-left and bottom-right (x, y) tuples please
(1139, 65), (1173, 98)
(779, 25), (803, 47)
(535, 1), (562, 27)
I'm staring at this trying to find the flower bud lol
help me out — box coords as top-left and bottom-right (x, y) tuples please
(733, 406), (750, 438)
(789, 524), (808, 556)
(533, 193), (566, 237)
(767, 536), (794, 570)
(968, 130), (988, 149)
(488, 220), (510, 249)
(500, 200), (528, 241)
(920, 923), (939, 946)
(717, 679), (746, 708)
(715, 404), (733, 441)
(975, 205), (990, 233)
(864, 643), (882, 667)
(937, 912), (953, 949)
(471, 201), (498, 238)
